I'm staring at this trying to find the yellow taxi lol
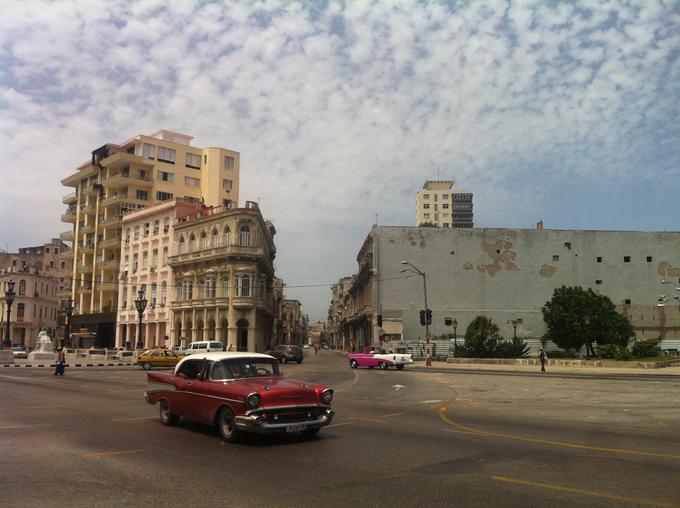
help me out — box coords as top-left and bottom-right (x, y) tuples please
(137, 349), (182, 370)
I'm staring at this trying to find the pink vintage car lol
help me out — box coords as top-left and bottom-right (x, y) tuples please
(346, 348), (414, 370)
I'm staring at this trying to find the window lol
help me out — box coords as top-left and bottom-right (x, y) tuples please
(423, 194), (430, 199)
(133, 226), (139, 240)
(224, 156), (235, 169)
(157, 191), (174, 201)
(142, 251), (148, 269)
(152, 249), (158, 266)
(596, 256), (602, 263)
(162, 246), (168, 263)
(224, 227), (231, 246)
(434, 194), (438, 202)
(157, 146), (176, 164)
(646, 256), (653, 262)
(158, 171), (173, 182)
(552, 255), (559, 262)
(186, 153), (201, 169)
(153, 220), (159, 234)
(189, 234), (195, 252)
(624, 256), (631, 263)
(240, 225), (251, 246)
(443, 223), (449, 227)
(182, 280), (193, 300)
(236, 274), (253, 297)
(200, 231), (208, 250)
(211, 229), (219, 248)
(151, 283), (157, 305)
(205, 276), (216, 298)
(443, 194), (449, 200)
(595, 280), (602, 285)
(17, 303), (25, 319)
(223, 179), (232, 190)
(164, 216), (170, 231)
(223, 199), (233, 208)
(443, 203), (449, 209)
(144, 222), (150, 237)
(221, 275), (229, 297)
(423, 204), (430, 209)
(132, 254), (138, 273)
(143, 143), (155, 160)
(19, 280), (26, 295)
(161, 281), (167, 304)
(184, 176), (200, 187)
(136, 190), (148, 200)
(177, 236), (185, 254)
(424, 213), (430, 219)
(625, 299), (631, 305)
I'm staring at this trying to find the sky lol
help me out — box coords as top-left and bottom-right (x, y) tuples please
(0, 0), (679, 321)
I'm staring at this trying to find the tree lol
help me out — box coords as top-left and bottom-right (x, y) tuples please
(418, 222), (437, 227)
(542, 286), (634, 356)
(462, 316), (502, 357)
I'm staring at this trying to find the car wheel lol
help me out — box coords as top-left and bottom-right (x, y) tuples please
(296, 359), (302, 364)
(302, 428), (320, 437)
(280, 356), (287, 364)
(217, 407), (241, 443)
(396, 364), (405, 370)
(379, 362), (389, 370)
(350, 360), (358, 369)
(159, 400), (179, 426)
(142, 362), (152, 370)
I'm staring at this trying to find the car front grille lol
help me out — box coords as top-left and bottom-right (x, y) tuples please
(262, 407), (324, 424)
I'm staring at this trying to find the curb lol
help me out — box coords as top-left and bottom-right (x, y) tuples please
(2, 363), (135, 368)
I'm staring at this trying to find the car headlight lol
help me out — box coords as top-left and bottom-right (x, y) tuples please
(320, 389), (333, 405)
(246, 393), (260, 409)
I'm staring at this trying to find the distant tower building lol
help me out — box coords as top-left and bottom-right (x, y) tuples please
(415, 180), (473, 228)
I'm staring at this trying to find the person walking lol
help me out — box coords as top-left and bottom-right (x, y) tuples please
(538, 348), (547, 373)
(54, 347), (66, 376)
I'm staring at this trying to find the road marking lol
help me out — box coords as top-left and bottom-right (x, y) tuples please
(111, 416), (156, 422)
(439, 388), (680, 461)
(24, 405), (66, 409)
(421, 399), (443, 404)
(349, 417), (387, 424)
(327, 421), (355, 428)
(0, 423), (54, 430)
(336, 371), (360, 393)
(83, 449), (147, 458)
(393, 384), (406, 391)
(379, 412), (406, 418)
(493, 476), (679, 508)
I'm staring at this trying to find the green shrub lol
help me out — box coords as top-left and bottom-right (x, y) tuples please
(596, 344), (620, 359)
(614, 347), (633, 361)
(631, 339), (661, 358)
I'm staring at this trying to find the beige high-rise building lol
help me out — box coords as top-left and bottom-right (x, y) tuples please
(415, 180), (473, 228)
(60, 129), (240, 346)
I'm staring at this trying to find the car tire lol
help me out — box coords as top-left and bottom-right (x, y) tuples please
(350, 360), (358, 369)
(280, 356), (287, 364)
(159, 400), (179, 426)
(142, 362), (152, 370)
(217, 407), (241, 443)
(379, 362), (388, 370)
(302, 428), (320, 437)
(296, 359), (302, 364)
(396, 365), (405, 370)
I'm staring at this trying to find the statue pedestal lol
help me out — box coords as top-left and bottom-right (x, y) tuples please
(29, 352), (54, 361)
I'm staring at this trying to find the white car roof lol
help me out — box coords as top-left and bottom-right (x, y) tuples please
(175, 351), (275, 370)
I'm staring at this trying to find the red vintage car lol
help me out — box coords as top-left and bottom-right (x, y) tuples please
(144, 352), (334, 442)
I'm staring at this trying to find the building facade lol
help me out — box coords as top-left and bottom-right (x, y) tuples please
(167, 201), (277, 352)
(415, 180), (473, 228)
(60, 129), (240, 346)
(115, 199), (204, 349)
(337, 225), (680, 351)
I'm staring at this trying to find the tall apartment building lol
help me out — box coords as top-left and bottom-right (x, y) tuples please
(60, 129), (240, 346)
(415, 180), (473, 228)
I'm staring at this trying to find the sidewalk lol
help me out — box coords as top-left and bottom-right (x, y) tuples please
(409, 360), (680, 377)
(3, 359), (135, 368)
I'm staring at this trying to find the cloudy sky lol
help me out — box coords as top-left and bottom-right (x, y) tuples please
(1, 0), (678, 320)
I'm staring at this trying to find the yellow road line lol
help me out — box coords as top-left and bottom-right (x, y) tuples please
(380, 412), (406, 418)
(111, 416), (156, 422)
(25, 405), (66, 409)
(83, 449), (147, 458)
(335, 371), (360, 393)
(493, 476), (680, 508)
(0, 423), (54, 430)
(327, 421), (355, 428)
(439, 388), (680, 461)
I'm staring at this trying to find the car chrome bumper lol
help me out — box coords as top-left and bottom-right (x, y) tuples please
(234, 408), (335, 433)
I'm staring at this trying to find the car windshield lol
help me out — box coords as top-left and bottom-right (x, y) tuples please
(211, 358), (281, 380)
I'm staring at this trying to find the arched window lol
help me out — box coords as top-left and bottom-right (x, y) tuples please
(211, 228), (219, 248)
(182, 280), (193, 300)
(200, 231), (208, 250)
(188, 233), (196, 252)
(236, 273), (253, 297)
(161, 281), (167, 304)
(205, 276), (216, 298)
(240, 225), (251, 246)
(224, 227), (231, 246)
(18, 280), (26, 295)
(177, 236), (185, 255)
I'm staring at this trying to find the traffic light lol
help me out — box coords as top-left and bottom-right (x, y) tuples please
(426, 308), (432, 325)
(419, 310), (426, 326)
(377, 314), (383, 327)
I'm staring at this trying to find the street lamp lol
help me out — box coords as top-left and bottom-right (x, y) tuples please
(452, 318), (458, 347)
(401, 261), (430, 340)
(134, 289), (147, 350)
(3, 280), (16, 348)
(511, 319), (519, 341)
(63, 298), (74, 348)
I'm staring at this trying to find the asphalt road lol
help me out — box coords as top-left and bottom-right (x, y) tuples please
(2, 351), (680, 508)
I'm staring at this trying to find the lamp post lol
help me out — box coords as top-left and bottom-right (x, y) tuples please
(452, 318), (458, 347)
(134, 289), (147, 350)
(401, 261), (430, 340)
(63, 298), (74, 349)
(3, 280), (16, 348)
(511, 319), (519, 341)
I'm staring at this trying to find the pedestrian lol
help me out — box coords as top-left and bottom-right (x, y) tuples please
(54, 347), (66, 376)
(538, 348), (547, 373)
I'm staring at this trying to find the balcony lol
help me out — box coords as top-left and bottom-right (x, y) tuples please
(59, 230), (74, 241)
(232, 295), (256, 309)
(57, 287), (73, 299)
(79, 224), (95, 235)
(83, 183), (102, 197)
(98, 215), (122, 228)
(167, 245), (267, 267)
(100, 193), (128, 207)
(103, 170), (154, 190)
(61, 209), (77, 223)
(97, 258), (120, 271)
(80, 242), (95, 254)
(58, 249), (73, 259)
(98, 235), (121, 249)
(62, 192), (77, 204)
(100, 151), (153, 170)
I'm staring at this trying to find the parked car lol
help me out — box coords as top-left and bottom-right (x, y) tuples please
(12, 346), (27, 359)
(184, 341), (225, 355)
(346, 348), (414, 370)
(137, 349), (182, 370)
(266, 344), (304, 364)
(144, 352), (335, 442)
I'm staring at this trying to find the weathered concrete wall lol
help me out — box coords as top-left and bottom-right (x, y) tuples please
(375, 227), (680, 345)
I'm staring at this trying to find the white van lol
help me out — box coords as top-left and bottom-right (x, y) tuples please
(184, 341), (225, 355)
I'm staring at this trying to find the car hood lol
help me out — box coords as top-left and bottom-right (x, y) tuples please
(229, 377), (326, 406)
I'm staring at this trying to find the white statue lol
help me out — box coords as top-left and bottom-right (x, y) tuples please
(35, 330), (55, 353)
